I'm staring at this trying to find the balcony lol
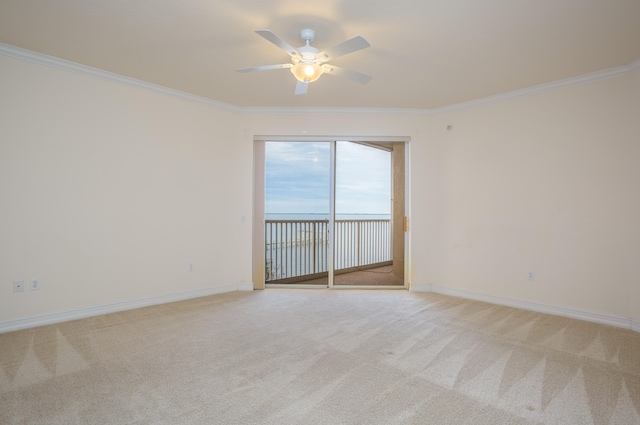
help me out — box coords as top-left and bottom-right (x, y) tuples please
(265, 218), (401, 285)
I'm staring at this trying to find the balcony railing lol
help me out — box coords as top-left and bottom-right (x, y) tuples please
(265, 219), (392, 283)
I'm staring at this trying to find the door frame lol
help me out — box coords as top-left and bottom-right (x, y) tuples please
(252, 135), (411, 290)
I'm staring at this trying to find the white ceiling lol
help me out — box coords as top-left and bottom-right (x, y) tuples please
(1, 0), (639, 109)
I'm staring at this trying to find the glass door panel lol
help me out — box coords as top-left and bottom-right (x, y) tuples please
(333, 141), (404, 286)
(264, 142), (330, 286)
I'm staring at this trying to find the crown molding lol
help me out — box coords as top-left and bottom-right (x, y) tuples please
(1, 42), (638, 116)
(253, 135), (411, 143)
(239, 60), (639, 115)
(429, 64), (634, 116)
(0, 42), (241, 113)
(240, 106), (431, 115)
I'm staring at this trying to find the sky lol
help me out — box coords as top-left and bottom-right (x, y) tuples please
(265, 141), (391, 215)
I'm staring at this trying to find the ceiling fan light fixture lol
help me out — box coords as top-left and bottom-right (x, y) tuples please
(238, 28), (372, 94)
(291, 62), (323, 83)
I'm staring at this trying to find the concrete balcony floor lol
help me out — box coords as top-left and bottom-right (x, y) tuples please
(279, 264), (404, 287)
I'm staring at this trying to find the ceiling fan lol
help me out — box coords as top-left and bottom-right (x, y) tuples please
(237, 29), (372, 95)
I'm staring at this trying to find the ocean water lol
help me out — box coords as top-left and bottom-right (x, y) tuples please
(266, 213), (391, 221)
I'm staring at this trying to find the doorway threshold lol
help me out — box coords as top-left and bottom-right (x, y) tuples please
(265, 284), (407, 290)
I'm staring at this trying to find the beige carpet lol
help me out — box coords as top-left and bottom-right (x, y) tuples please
(1, 290), (639, 424)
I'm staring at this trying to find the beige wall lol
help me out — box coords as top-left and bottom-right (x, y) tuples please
(631, 66), (640, 325)
(0, 55), (251, 325)
(420, 73), (639, 320)
(1, 50), (638, 330)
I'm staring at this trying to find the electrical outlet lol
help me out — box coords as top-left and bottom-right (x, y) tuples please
(188, 263), (195, 272)
(30, 279), (40, 291)
(527, 271), (535, 281)
(13, 280), (24, 292)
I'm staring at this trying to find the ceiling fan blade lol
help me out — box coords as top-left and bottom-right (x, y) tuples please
(236, 64), (292, 73)
(294, 80), (308, 95)
(318, 36), (370, 62)
(322, 65), (372, 84)
(255, 29), (299, 57)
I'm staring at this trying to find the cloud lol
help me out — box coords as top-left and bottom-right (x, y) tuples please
(266, 141), (390, 215)
(266, 142), (330, 214)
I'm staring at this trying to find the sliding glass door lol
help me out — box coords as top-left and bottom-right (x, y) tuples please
(263, 140), (404, 288)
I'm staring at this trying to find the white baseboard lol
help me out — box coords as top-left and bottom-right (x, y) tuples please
(236, 283), (255, 291)
(0, 283), (253, 334)
(411, 283), (637, 332)
(410, 283), (433, 293)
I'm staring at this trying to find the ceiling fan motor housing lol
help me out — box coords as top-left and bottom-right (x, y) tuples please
(297, 45), (319, 62)
(300, 29), (316, 43)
